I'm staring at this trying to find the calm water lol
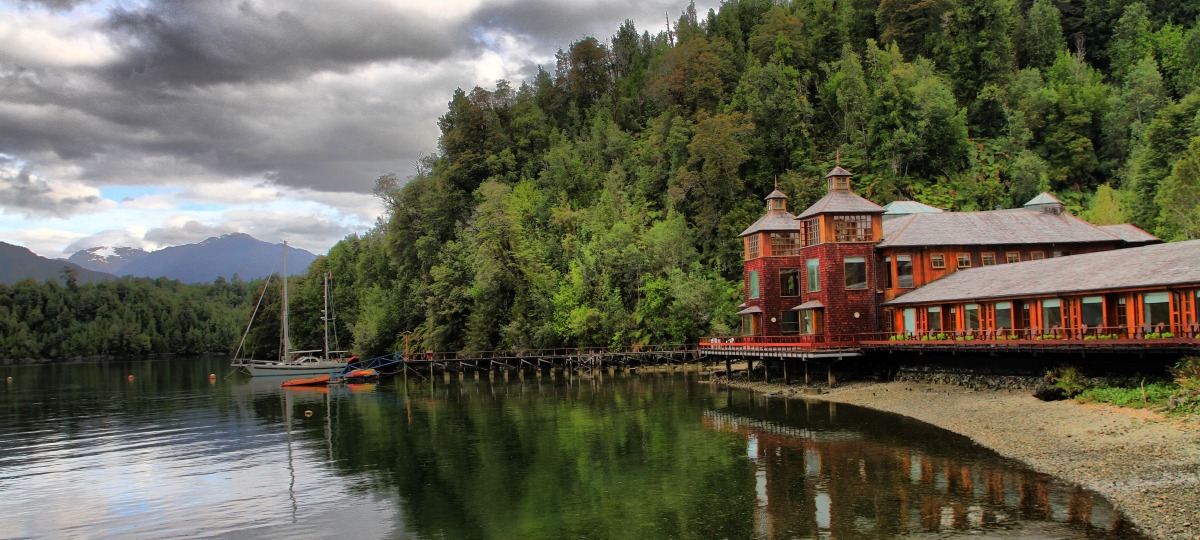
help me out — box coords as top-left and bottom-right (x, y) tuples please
(1, 357), (1144, 539)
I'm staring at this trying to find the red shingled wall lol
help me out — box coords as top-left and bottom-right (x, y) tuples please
(743, 255), (806, 336)
(799, 242), (879, 338)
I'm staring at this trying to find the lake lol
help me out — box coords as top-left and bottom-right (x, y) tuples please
(0, 356), (1144, 539)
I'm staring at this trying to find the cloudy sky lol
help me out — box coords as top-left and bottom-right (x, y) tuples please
(0, 0), (718, 258)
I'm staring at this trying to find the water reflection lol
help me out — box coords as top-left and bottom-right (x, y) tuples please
(0, 359), (1145, 539)
(706, 393), (1142, 538)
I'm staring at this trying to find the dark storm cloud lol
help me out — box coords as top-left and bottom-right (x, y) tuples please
(17, 0), (93, 11)
(0, 161), (106, 218)
(468, 0), (693, 48)
(101, 1), (457, 87)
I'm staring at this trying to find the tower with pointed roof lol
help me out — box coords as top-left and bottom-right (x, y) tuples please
(737, 188), (804, 336)
(790, 165), (885, 338)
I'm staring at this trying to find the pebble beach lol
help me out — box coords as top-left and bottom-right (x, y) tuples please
(723, 379), (1200, 540)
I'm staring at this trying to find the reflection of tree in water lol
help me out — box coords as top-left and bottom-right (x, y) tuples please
(705, 395), (1147, 539)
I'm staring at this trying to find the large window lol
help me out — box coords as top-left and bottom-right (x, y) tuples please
(928, 306), (942, 332)
(749, 270), (760, 299)
(833, 215), (874, 242)
(806, 259), (820, 292)
(995, 301), (1013, 329)
(742, 314), (759, 336)
(902, 308), (916, 335)
(801, 310), (821, 334)
(745, 235), (760, 260)
(801, 218), (821, 247)
(781, 311), (800, 334)
(964, 304), (980, 330)
(896, 255), (914, 288)
(780, 268), (800, 297)
(770, 232), (801, 257)
(1041, 299), (1062, 330)
(1081, 296), (1104, 327)
(844, 257), (867, 290)
(1116, 297), (1127, 328)
(1144, 292), (1171, 329)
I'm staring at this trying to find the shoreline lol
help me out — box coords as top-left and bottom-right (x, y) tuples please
(722, 378), (1200, 540)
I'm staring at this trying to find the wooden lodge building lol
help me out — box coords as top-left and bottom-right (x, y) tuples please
(701, 166), (1200, 359)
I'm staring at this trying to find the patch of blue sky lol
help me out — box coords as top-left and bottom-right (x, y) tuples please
(100, 186), (164, 201)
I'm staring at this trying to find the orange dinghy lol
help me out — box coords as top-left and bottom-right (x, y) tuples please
(281, 375), (331, 387)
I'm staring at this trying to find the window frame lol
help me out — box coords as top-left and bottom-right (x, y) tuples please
(769, 232), (800, 257)
(844, 257), (867, 290)
(956, 253), (972, 269)
(931, 253), (945, 269)
(749, 270), (760, 299)
(780, 311), (800, 334)
(832, 214), (874, 242)
(800, 218), (821, 247)
(806, 258), (820, 292)
(745, 235), (760, 260)
(1030, 251), (1045, 260)
(896, 255), (914, 288)
(1006, 252), (1020, 264)
(779, 268), (801, 298)
(981, 253), (996, 266)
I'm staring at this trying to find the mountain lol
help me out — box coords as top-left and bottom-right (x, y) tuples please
(115, 234), (317, 283)
(67, 246), (150, 274)
(0, 242), (115, 285)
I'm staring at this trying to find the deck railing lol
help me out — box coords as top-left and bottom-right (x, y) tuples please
(861, 323), (1200, 343)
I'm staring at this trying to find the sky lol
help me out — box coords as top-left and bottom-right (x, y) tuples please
(0, 0), (719, 258)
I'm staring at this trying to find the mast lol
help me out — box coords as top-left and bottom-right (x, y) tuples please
(323, 271), (330, 360)
(281, 241), (292, 360)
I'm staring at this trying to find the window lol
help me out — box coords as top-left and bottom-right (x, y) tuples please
(770, 232), (801, 257)
(780, 269), (800, 297)
(1081, 296), (1104, 327)
(801, 310), (821, 334)
(1116, 296), (1127, 328)
(982, 253), (996, 266)
(746, 235), (760, 260)
(995, 302), (1013, 329)
(833, 215), (873, 242)
(1041, 299), (1062, 330)
(806, 259), (820, 292)
(884, 257), (893, 289)
(1144, 292), (1171, 328)
(1052, 250), (1072, 258)
(781, 311), (799, 333)
(749, 270), (759, 299)
(902, 308), (916, 335)
(801, 218), (821, 247)
(1031, 251), (1045, 260)
(957, 253), (972, 268)
(931, 254), (945, 269)
(896, 255), (914, 288)
(964, 304), (980, 330)
(742, 314), (760, 336)
(844, 257), (867, 290)
(928, 306), (942, 332)
(1006, 252), (1020, 264)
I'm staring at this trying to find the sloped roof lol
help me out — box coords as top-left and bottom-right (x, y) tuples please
(736, 306), (763, 315)
(885, 240), (1200, 306)
(1024, 192), (1064, 207)
(1098, 224), (1160, 244)
(791, 300), (825, 310)
(883, 200), (943, 215)
(825, 166), (853, 178)
(739, 209), (799, 237)
(765, 189), (787, 201)
(878, 208), (1122, 247)
(795, 191), (886, 219)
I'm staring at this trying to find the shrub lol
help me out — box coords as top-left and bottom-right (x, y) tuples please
(1170, 357), (1200, 394)
(1045, 365), (1089, 397)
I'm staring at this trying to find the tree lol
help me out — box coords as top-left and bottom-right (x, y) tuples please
(1018, 0), (1066, 70)
(1084, 184), (1127, 225)
(1108, 3), (1155, 84)
(935, 0), (1017, 104)
(1154, 136), (1200, 240)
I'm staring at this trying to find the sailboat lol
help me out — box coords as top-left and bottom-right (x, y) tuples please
(231, 241), (351, 377)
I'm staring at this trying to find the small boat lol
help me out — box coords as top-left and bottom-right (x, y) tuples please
(231, 242), (351, 377)
(281, 375), (332, 387)
(341, 368), (379, 384)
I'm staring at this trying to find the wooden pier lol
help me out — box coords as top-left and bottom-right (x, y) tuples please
(392, 344), (699, 380)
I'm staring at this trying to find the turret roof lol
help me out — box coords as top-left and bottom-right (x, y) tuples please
(795, 190), (885, 219)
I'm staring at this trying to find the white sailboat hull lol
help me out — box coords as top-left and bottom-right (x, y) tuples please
(236, 358), (348, 377)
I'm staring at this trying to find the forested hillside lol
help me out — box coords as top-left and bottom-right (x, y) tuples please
(306, 0), (1200, 356)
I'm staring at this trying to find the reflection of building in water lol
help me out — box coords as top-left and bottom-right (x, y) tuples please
(703, 409), (1125, 538)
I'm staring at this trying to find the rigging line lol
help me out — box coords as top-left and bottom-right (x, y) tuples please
(233, 274), (273, 360)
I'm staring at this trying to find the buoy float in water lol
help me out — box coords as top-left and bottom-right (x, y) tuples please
(5, 376), (10, 383)
(304, 410), (313, 418)
(127, 375), (134, 381)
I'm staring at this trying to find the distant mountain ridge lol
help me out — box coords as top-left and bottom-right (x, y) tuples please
(72, 233), (317, 284)
(0, 242), (114, 285)
(0, 234), (317, 286)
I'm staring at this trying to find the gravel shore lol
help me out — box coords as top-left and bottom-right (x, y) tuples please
(723, 379), (1200, 540)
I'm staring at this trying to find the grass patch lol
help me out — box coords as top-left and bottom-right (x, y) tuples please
(1076, 382), (1178, 409)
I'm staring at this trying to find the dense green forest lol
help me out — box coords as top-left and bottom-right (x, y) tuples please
(0, 270), (256, 360)
(9, 0), (1200, 360)
(308, 0), (1200, 357)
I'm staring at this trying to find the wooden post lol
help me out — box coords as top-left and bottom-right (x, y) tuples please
(804, 362), (810, 385)
(784, 361), (791, 385)
(827, 362), (836, 388)
(763, 359), (770, 383)
(725, 357), (732, 377)
(747, 358), (754, 378)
